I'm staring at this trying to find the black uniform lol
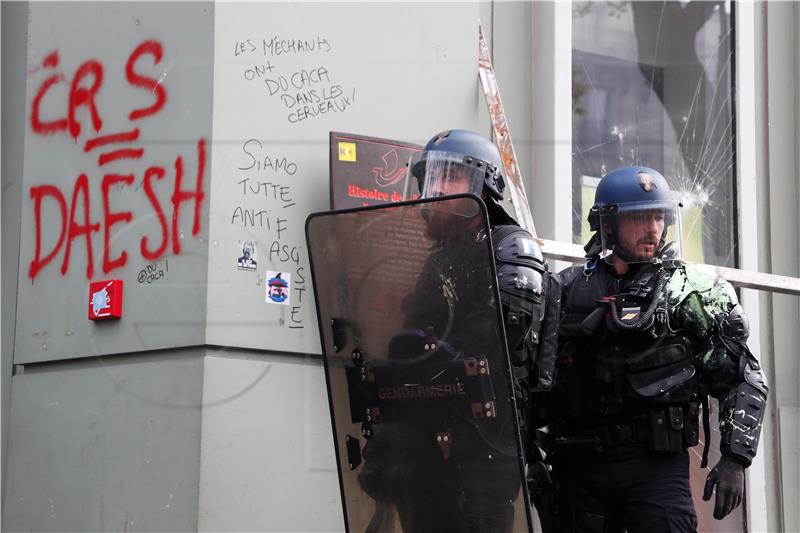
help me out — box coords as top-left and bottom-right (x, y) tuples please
(545, 258), (768, 533)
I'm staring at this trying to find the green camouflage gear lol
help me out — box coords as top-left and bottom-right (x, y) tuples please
(666, 263), (768, 466)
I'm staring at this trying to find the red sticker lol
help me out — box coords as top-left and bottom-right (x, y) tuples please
(88, 279), (123, 320)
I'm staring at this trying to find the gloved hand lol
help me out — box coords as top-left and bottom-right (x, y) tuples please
(703, 455), (745, 519)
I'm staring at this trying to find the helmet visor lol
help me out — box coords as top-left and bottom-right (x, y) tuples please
(599, 200), (683, 264)
(409, 150), (488, 200)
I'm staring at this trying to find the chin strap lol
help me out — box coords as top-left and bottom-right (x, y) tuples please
(583, 232), (603, 258)
(582, 233), (602, 277)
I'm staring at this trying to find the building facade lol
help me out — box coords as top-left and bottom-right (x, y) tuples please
(2, 1), (798, 531)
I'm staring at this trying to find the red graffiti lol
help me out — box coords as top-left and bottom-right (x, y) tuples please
(68, 60), (104, 140)
(60, 173), (100, 279)
(98, 148), (144, 166)
(102, 174), (134, 273)
(84, 128), (140, 152)
(31, 40), (169, 138)
(26, 40), (206, 282)
(28, 185), (68, 280)
(126, 40), (167, 121)
(42, 51), (60, 69)
(31, 51), (68, 134)
(140, 166), (169, 260)
(170, 138), (206, 254)
(27, 140), (206, 281)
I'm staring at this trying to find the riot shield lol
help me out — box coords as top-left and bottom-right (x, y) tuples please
(306, 195), (532, 533)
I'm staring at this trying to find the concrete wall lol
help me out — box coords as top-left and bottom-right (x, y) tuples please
(3, 351), (205, 531)
(1, 0), (29, 510)
(0, 2), (491, 531)
(755, 3), (800, 532)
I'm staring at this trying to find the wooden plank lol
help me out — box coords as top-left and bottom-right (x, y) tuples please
(478, 22), (537, 237)
(540, 239), (585, 264)
(541, 239), (800, 296)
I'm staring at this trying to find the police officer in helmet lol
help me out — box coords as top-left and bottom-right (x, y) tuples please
(549, 166), (768, 532)
(357, 130), (557, 532)
(413, 129), (559, 529)
(411, 129), (555, 449)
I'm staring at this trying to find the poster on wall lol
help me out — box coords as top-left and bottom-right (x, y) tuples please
(237, 240), (258, 271)
(329, 132), (422, 210)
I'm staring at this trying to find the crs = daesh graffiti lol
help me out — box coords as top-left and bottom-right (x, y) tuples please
(26, 40), (206, 281)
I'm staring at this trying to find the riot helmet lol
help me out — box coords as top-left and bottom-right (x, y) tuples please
(410, 129), (507, 201)
(587, 166), (682, 264)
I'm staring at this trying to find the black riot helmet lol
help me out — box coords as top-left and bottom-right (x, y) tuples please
(587, 166), (683, 264)
(410, 130), (507, 201)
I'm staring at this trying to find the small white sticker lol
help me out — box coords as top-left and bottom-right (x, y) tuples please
(237, 241), (257, 271)
(266, 271), (291, 305)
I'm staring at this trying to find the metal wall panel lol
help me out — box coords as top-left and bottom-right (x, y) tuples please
(2, 0), (30, 502)
(763, 5), (800, 531)
(3, 352), (205, 531)
(15, 2), (214, 363)
(197, 352), (342, 531)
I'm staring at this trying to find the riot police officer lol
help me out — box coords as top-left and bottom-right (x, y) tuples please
(356, 129), (558, 532)
(414, 128), (559, 441)
(549, 166), (768, 532)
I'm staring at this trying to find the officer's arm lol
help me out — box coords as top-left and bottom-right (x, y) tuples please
(673, 267), (768, 467)
(493, 228), (550, 386)
(708, 299), (768, 467)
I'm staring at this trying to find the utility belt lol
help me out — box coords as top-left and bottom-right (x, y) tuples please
(553, 403), (700, 462)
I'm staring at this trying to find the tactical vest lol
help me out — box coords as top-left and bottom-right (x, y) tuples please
(553, 261), (701, 458)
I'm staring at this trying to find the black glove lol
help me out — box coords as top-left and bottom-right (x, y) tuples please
(527, 461), (558, 533)
(703, 455), (745, 519)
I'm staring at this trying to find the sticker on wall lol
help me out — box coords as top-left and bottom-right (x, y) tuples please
(266, 271), (291, 305)
(88, 279), (124, 320)
(338, 142), (356, 162)
(237, 240), (258, 271)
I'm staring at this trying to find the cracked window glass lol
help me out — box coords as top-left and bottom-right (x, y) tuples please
(572, 1), (737, 269)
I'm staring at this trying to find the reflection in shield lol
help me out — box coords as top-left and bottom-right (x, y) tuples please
(307, 196), (532, 532)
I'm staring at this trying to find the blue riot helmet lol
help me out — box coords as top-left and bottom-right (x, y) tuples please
(587, 166), (683, 264)
(410, 130), (507, 201)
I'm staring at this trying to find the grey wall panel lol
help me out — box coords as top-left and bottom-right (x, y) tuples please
(206, 2), (481, 354)
(197, 351), (342, 531)
(2, 351), (205, 532)
(765, 3), (800, 531)
(755, 2), (800, 531)
(14, 2), (214, 364)
(2, 0), (30, 507)
(491, 1), (533, 223)
(531, 2), (573, 248)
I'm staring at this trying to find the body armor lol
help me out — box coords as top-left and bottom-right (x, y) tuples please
(552, 260), (767, 466)
(492, 224), (559, 450)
